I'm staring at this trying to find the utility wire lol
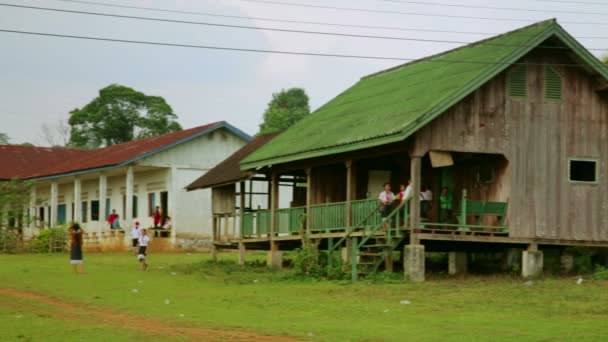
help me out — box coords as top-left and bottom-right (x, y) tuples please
(238, 0), (608, 26)
(1, 28), (606, 68)
(379, 0), (608, 16)
(48, 0), (608, 39)
(534, 0), (608, 5)
(4, 3), (606, 51)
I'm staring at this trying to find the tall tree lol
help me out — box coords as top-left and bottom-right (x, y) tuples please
(69, 84), (182, 148)
(258, 88), (310, 135)
(0, 132), (9, 145)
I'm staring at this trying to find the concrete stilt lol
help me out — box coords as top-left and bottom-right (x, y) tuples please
(560, 252), (574, 274)
(522, 245), (543, 278)
(404, 245), (425, 282)
(238, 242), (246, 266)
(267, 241), (282, 269)
(211, 245), (218, 262)
(448, 252), (467, 276)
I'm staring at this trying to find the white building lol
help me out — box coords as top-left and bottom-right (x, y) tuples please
(0, 121), (251, 249)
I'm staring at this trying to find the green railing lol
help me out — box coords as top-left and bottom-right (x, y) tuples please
(310, 202), (348, 232)
(242, 212), (254, 237)
(351, 199), (382, 228)
(275, 206), (306, 234)
(256, 210), (271, 236)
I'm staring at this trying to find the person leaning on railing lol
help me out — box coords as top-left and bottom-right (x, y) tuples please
(439, 187), (453, 223)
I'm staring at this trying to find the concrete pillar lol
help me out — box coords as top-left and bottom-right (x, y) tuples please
(238, 242), (246, 266)
(449, 252), (468, 276)
(29, 186), (36, 232)
(409, 156), (422, 244)
(74, 178), (82, 224)
(267, 241), (282, 269)
(404, 244), (425, 282)
(269, 172), (279, 237)
(98, 173), (107, 233)
(239, 181), (246, 238)
(169, 166), (178, 244)
(560, 252), (574, 274)
(125, 166), (134, 229)
(522, 247), (543, 278)
(50, 182), (58, 227)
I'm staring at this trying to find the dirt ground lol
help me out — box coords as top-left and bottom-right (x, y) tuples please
(0, 288), (301, 342)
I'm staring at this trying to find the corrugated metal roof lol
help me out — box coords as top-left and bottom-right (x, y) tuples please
(186, 132), (281, 190)
(1, 122), (251, 180)
(241, 19), (608, 169)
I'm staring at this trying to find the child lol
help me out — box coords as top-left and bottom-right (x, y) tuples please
(138, 229), (150, 271)
(68, 223), (85, 275)
(378, 182), (395, 218)
(131, 221), (141, 255)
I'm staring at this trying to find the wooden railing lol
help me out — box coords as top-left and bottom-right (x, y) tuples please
(310, 202), (347, 232)
(275, 207), (306, 234)
(351, 199), (382, 228)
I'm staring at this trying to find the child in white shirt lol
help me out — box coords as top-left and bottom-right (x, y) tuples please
(138, 229), (150, 271)
(131, 221), (141, 255)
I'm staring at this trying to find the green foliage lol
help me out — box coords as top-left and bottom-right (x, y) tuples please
(258, 88), (310, 135)
(0, 180), (32, 230)
(0, 229), (20, 253)
(0, 132), (8, 144)
(30, 227), (68, 253)
(68, 84), (182, 148)
(592, 266), (608, 280)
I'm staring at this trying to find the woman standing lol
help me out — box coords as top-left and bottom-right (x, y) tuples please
(69, 223), (85, 275)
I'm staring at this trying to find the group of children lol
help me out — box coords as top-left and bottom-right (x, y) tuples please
(378, 181), (453, 222)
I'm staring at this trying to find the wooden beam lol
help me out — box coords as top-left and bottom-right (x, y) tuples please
(305, 168), (312, 236)
(409, 156), (422, 244)
(269, 172), (279, 238)
(345, 160), (355, 227)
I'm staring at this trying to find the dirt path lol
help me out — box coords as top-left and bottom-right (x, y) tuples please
(0, 288), (302, 342)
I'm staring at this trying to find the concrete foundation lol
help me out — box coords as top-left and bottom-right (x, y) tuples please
(238, 242), (246, 266)
(560, 253), (574, 274)
(267, 250), (283, 269)
(448, 252), (468, 276)
(522, 251), (543, 278)
(404, 245), (425, 282)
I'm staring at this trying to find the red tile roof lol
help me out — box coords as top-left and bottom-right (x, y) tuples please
(0, 122), (240, 180)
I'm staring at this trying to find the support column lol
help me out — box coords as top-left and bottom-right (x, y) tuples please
(305, 168), (312, 236)
(50, 182), (58, 227)
(169, 166), (178, 244)
(409, 156), (422, 244)
(98, 174), (107, 233)
(345, 160), (355, 227)
(560, 251), (574, 274)
(239, 181), (246, 239)
(522, 244), (543, 278)
(73, 178), (81, 224)
(29, 186), (36, 231)
(449, 252), (468, 276)
(125, 166), (134, 230)
(238, 241), (246, 266)
(269, 172), (279, 237)
(404, 244), (425, 282)
(267, 241), (282, 269)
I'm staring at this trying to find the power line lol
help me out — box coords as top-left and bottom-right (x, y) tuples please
(534, 0), (608, 5)
(4, 3), (606, 51)
(1, 28), (606, 69)
(379, 0), (608, 16)
(238, 0), (608, 26)
(48, 0), (608, 39)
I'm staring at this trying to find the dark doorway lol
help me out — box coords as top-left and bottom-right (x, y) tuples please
(160, 191), (169, 224)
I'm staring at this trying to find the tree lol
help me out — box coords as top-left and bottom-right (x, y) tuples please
(41, 118), (71, 147)
(68, 84), (182, 148)
(0, 132), (8, 145)
(258, 88), (310, 135)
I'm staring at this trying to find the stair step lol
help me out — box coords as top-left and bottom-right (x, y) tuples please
(359, 252), (382, 256)
(361, 244), (391, 248)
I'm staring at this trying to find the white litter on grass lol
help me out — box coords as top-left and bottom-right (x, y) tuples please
(576, 277), (584, 285)
(15, 315), (23, 319)
(179, 314), (185, 318)
(399, 300), (411, 305)
(164, 299), (171, 305)
(157, 266), (166, 269)
(171, 272), (177, 276)
(383, 309), (389, 313)
(524, 280), (534, 287)
(131, 288), (139, 293)
(307, 332), (315, 337)
(187, 253), (192, 256)
(137, 280), (144, 284)
(253, 279), (259, 283)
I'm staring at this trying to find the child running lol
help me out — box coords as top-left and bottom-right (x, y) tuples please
(137, 229), (150, 271)
(131, 221), (141, 255)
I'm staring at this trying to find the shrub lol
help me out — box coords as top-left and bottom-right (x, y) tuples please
(0, 228), (20, 253)
(31, 227), (68, 253)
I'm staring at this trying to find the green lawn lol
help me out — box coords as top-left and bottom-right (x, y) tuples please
(1, 252), (607, 341)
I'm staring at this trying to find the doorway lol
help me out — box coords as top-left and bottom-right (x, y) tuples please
(160, 191), (168, 224)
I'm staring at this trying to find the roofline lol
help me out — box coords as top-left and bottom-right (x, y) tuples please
(28, 122), (252, 181)
(243, 20), (608, 170)
(185, 174), (254, 191)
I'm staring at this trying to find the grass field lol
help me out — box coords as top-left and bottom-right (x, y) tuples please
(1, 252), (608, 341)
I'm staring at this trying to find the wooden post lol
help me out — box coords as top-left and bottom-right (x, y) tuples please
(239, 181), (246, 239)
(305, 168), (312, 236)
(125, 165), (134, 229)
(351, 236), (358, 282)
(98, 174), (106, 233)
(50, 182), (58, 227)
(345, 160), (355, 227)
(409, 156), (422, 245)
(238, 241), (246, 266)
(269, 172), (279, 238)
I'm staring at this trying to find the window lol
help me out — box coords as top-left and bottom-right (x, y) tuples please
(91, 200), (100, 221)
(507, 64), (527, 98)
(569, 159), (598, 183)
(132, 195), (138, 218)
(39, 207), (45, 222)
(105, 198), (111, 220)
(81, 201), (88, 223)
(148, 193), (156, 216)
(122, 195), (138, 218)
(544, 66), (563, 101)
(477, 163), (496, 184)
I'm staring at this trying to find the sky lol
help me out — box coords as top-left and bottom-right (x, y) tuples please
(1, 0), (608, 145)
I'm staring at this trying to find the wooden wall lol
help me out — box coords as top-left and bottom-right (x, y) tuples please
(413, 48), (608, 241)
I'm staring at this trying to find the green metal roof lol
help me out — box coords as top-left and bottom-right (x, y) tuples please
(242, 19), (608, 170)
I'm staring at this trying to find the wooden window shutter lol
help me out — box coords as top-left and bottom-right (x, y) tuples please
(544, 66), (563, 101)
(507, 64), (527, 98)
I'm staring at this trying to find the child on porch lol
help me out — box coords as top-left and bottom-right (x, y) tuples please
(131, 221), (141, 255)
(378, 182), (395, 218)
(108, 209), (120, 229)
(137, 229), (150, 271)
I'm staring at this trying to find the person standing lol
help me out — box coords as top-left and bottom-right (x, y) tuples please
(401, 180), (414, 203)
(137, 229), (150, 270)
(108, 209), (120, 229)
(378, 182), (395, 218)
(420, 185), (433, 220)
(69, 223), (85, 275)
(131, 221), (141, 255)
(439, 187), (453, 223)
(152, 206), (161, 229)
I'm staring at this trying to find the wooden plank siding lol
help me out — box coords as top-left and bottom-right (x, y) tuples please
(411, 48), (608, 241)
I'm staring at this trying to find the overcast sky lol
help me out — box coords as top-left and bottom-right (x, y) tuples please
(1, 0), (608, 145)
